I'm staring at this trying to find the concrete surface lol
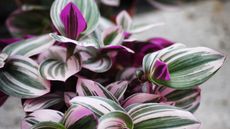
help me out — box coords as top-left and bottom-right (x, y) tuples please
(0, 0), (230, 129)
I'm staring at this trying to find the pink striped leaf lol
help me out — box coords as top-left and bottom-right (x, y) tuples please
(38, 46), (81, 81)
(122, 93), (160, 108)
(106, 81), (128, 101)
(21, 109), (64, 129)
(23, 92), (64, 112)
(64, 92), (77, 107)
(155, 86), (201, 113)
(76, 77), (118, 103)
(62, 105), (98, 129)
(98, 111), (134, 129)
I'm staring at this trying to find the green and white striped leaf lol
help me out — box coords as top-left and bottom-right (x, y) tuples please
(106, 81), (128, 101)
(79, 46), (112, 73)
(23, 92), (64, 112)
(102, 26), (124, 46)
(50, 0), (100, 36)
(116, 10), (132, 31)
(156, 86), (201, 113)
(21, 109), (64, 129)
(76, 77), (119, 103)
(62, 105), (98, 129)
(0, 56), (50, 98)
(143, 43), (225, 89)
(2, 34), (55, 57)
(101, 0), (120, 6)
(39, 46), (81, 81)
(31, 122), (66, 129)
(0, 53), (8, 68)
(127, 103), (200, 129)
(70, 96), (125, 117)
(98, 111), (134, 129)
(130, 22), (164, 34)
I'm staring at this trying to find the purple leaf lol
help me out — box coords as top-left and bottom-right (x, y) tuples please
(64, 92), (77, 107)
(122, 93), (160, 108)
(153, 59), (171, 81)
(63, 105), (98, 128)
(21, 109), (64, 129)
(106, 81), (128, 101)
(0, 91), (8, 107)
(100, 45), (134, 53)
(23, 92), (64, 112)
(148, 37), (174, 49)
(60, 2), (87, 39)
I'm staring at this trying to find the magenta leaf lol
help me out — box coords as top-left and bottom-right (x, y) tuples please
(153, 59), (171, 81)
(60, 2), (87, 39)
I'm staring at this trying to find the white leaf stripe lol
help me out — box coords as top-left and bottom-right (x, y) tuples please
(106, 81), (128, 101)
(2, 34), (55, 57)
(76, 78), (119, 103)
(98, 111), (134, 129)
(127, 103), (200, 129)
(22, 109), (64, 129)
(0, 56), (50, 98)
(50, 0), (100, 36)
(70, 96), (125, 117)
(39, 47), (81, 81)
(143, 43), (225, 89)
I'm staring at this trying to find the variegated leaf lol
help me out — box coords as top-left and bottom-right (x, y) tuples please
(23, 92), (64, 112)
(62, 105), (98, 129)
(50, 0), (100, 36)
(156, 86), (201, 113)
(2, 34), (55, 57)
(31, 122), (66, 129)
(116, 10), (132, 31)
(98, 111), (134, 129)
(130, 22), (164, 34)
(39, 46), (81, 81)
(76, 77), (119, 103)
(127, 103), (201, 129)
(0, 53), (8, 68)
(70, 96), (125, 117)
(122, 93), (160, 108)
(143, 43), (225, 89)
(106, 81), (128, 101)
(21, 109), (64, 129)
(79, 47), (112, 73)
(0, 56), (50, 98)
(102, 26), (124, 46)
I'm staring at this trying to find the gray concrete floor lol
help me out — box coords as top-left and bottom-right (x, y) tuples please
(0, 1), (230, 129)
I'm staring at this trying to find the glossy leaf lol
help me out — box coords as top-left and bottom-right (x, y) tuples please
(21, 109), (64, 129)
(143, 43), (225, 89)
(0, 56), (50, 98)
(50, 0), (100, 36)
(39, 46), (81, 81)
(98, 111), (134, 129)
(2, 34), (55, 57)
(76, 77), (118, 103)
(127, 103), (201, 129)
(62, 105), (98, 129)
(70, 96), (125, 117)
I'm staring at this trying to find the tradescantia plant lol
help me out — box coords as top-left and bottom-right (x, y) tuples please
(0, 0), (226, 129)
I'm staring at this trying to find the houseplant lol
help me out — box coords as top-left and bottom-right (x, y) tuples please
(0, 0), (225, 129)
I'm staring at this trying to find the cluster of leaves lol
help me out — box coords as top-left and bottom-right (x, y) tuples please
(0, 0), (225, 129)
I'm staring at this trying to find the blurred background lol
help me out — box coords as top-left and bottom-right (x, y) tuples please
(0, 0), (229, 129)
